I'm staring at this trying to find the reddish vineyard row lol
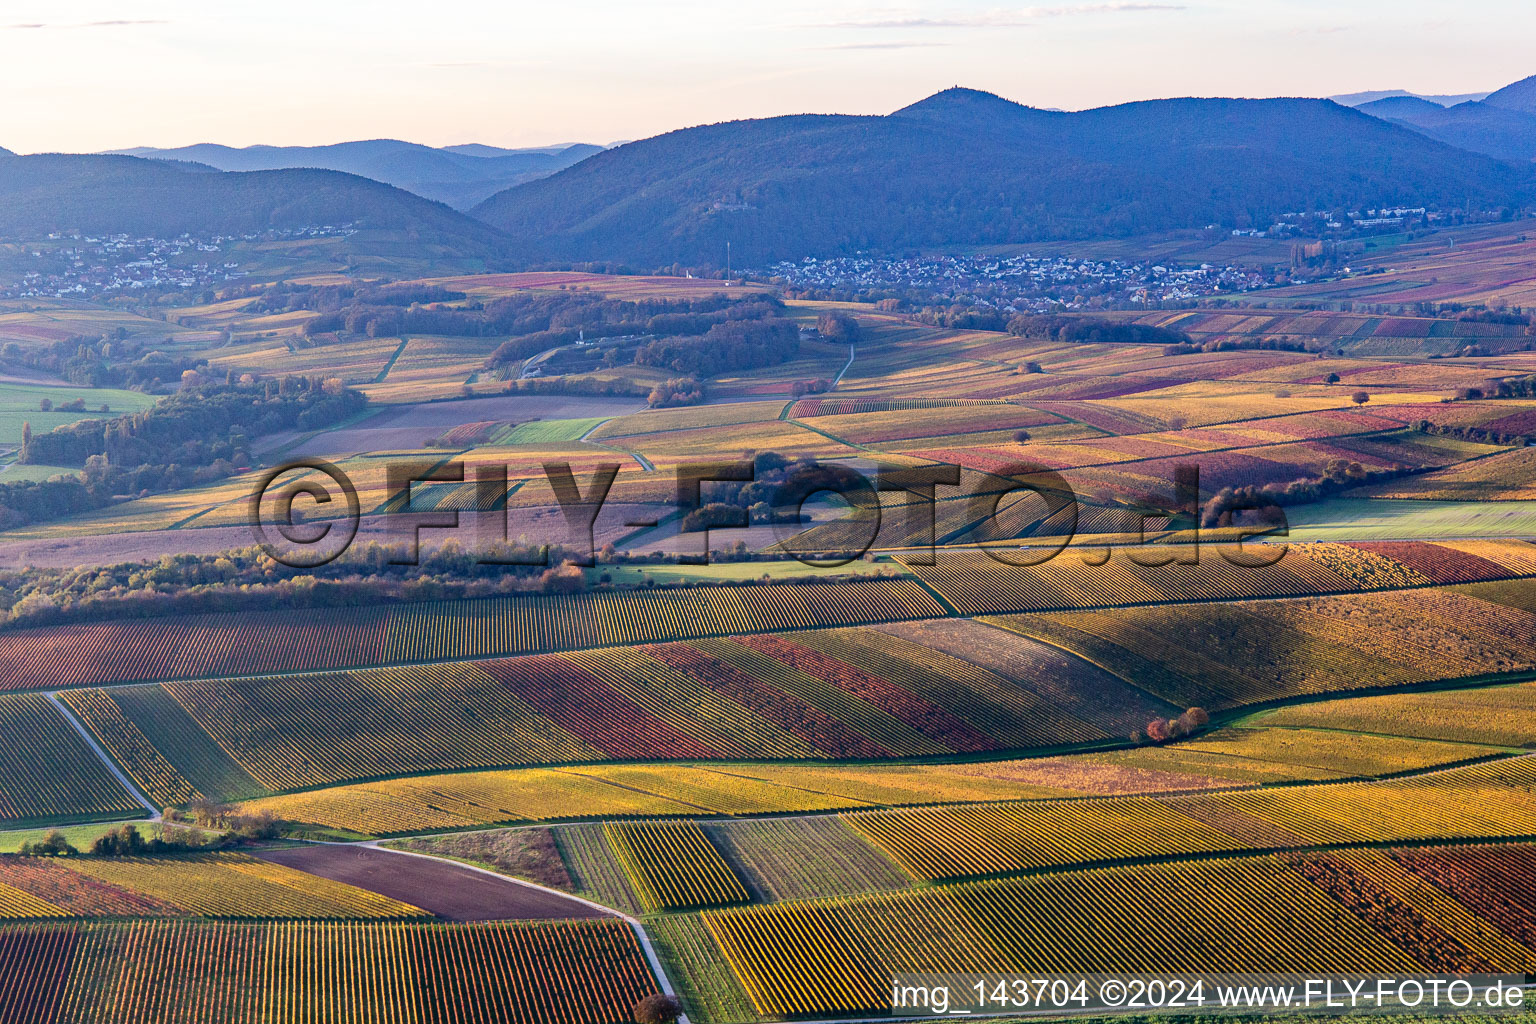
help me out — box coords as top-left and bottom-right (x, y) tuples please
(0, 578), (944, 691)
(0, 919), (654, 1024)
(91, 629), (1114, 793)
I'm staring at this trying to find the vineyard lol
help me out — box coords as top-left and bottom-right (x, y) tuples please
(699, 843), (1536, 1017)
(10, 541), (1530, 699)
(707, 817), (913, 903)
(15, 276), (1536, 1024)
(0, 918), (655, 1024)
(984, 583), (1536, 710)
(0, 577), (946, 691)
(223, 713), (1505, 838)
(0, 695), (141, 828)
(56, 689), (200, 808)
(1256, 680), (1536, 748)
(898, 540), (1535, 617)
(604, 821), (750, 912)
(840, 757), (1536, 882)
(71, 624), (1165, 802)
(701, 853), (1439, 1017)
(0, 852), (425, 921)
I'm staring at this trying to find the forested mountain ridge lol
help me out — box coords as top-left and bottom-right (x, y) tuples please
(110, 139), (604, 209)
(0, 151), (510, 256)
(472, 87), (1534, 265)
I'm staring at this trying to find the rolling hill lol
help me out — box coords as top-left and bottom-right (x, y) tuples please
(1332, 88), (1491, 108)
(1358, 100), (1536, 163)
(1484, 74), (1536, 114)
(110, 140), (604, 209)
(0, 151), (510, 258)
(473, 87), (1535, 266)
(1353, 75), (1536, 163)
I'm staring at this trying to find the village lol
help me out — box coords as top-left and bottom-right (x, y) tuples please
(0, 225), (354, 300)
(762, 251), (1273, 312)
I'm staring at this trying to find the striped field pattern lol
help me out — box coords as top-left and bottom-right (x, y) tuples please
(0, 694), (140, 827)
(605, 820), (750, 911)
(0, 918), (654, 1024)
(842, 757), (1536, 882)
(0, 578), (946, 690)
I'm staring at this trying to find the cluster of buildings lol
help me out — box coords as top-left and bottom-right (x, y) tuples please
(762, 253), (1270, 312)
(2, 226), (354, 300)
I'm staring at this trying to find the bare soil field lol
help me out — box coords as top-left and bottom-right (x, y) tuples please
(251, 844), (613, 921)
(278, 394), (646, 456)
(0, 503), (667, 568)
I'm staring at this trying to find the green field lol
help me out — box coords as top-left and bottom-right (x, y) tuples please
(590, 558), (905, 585)
(495, 417), (610, 444)
(0, 461), (80, 482)
(1281, 499), (1536, 541)
(0, 382), (156, 448)
(0, 818), (151, 854)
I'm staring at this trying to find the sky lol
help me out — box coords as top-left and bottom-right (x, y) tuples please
(3, 0), (1534, 153)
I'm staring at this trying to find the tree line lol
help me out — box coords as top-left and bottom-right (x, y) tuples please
(1006, 314), (1193, 346)
(3, 333), (203, 390)
(0, 378), (365, 532)
(21, 376), (365, 467)
(633, 318), (800, 376)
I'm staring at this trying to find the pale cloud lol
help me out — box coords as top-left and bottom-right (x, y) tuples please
(823, 3), (1184, 29)
(817, 39), (952, 48)
(1290, 24), (1354, 35)
(8, 19), (167, 30)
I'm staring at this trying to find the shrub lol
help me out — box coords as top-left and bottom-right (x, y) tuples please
(91, 823), (149, 856)
(18, 829), (78, 857)
(634, 993), (683, 1024)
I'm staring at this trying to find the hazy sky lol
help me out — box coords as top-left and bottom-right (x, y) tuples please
(3, 0), (1532, 153)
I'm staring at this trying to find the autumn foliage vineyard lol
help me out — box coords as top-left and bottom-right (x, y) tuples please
(702, 843), (1536, 1017)
(16, 574), (1525, 824)
(0, 919), (655, 1024)
(8, 272), (1536, 1024)
(0, 542), (1531, 695)
(605, 821), (750, 912)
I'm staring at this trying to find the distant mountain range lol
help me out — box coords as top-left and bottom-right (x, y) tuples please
(108, 140), (604, 209)
(472, 87), (1534, 266)
(0, 151), (508, 257)
(7, 83), (1536, 271)
(1346, 75), (1536, 163)
(1332, 89), (1491, 108)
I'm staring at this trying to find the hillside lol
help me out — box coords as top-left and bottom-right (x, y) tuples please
(473, 88), (1535, 266)
(1359, 97), (1536, 163)
(1332, 88), (1491, 107)
(0, 151), (510, 257)
(1484, 74), (1536, 114)
(110, 139), (604, 209)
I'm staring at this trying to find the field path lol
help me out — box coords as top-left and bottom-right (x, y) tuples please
(832, 343), (855, 387)
(45, 691), (160, 818)
(252, 843), (610, 920)
(341, 841), (691, 1021)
